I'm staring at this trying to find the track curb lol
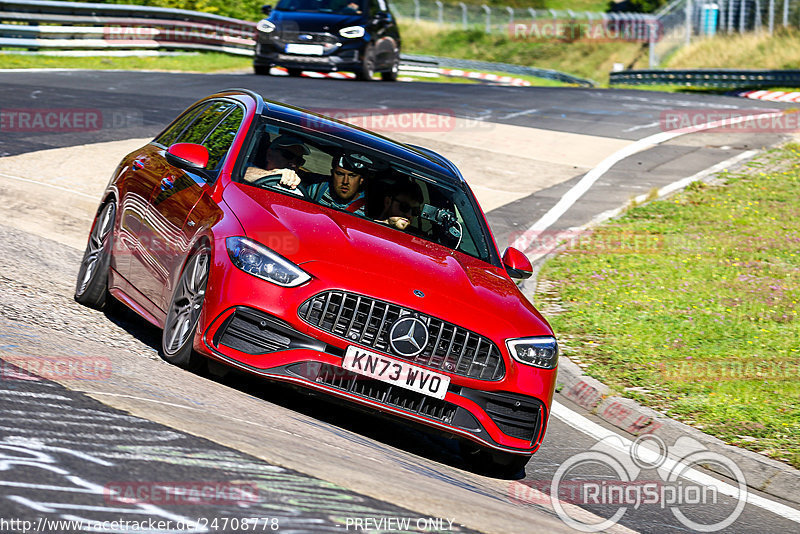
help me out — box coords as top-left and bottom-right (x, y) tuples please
(521, 145), (800, 506)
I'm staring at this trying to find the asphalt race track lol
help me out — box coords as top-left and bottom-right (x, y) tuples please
(0, 70), (799, 534)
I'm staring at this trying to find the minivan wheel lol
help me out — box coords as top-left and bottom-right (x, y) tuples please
(356, 48), (375, 81)
(381, 57), (399, 82)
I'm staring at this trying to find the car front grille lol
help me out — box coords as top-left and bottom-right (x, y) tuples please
(294, 362), (458, 424)
(298, 291), (505, 381)
(276, 31), (339, 45)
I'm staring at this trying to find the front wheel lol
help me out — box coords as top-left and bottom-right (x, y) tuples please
(356, 48), (375, 81)
(287, 68), (303, 77)
(254, 65), (270, 76)
(161, 245), (210, 370)
(461, 442), (531, 479)
(381, 56), (399, 82)
(75, 202), (116, 309)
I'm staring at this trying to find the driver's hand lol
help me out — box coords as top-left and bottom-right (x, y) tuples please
(387, 216), (411, 230)
(272, 168), (301, 189)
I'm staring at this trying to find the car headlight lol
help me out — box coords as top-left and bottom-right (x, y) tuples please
(339, 26), (365, 38)
(226, 236), (310, 287)
(506, 336), (559, 369)
(257, 19), (276, 33)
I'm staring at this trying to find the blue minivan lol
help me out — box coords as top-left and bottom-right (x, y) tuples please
(253, 0), (401, 81)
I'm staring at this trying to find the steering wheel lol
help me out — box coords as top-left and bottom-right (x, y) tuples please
(253, 173), (306, 197)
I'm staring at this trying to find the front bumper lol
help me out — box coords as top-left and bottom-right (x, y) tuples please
(254, 37), (362, 73)
(195, 243), (556, 455)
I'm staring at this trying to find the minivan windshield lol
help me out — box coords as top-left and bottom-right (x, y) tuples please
(275, 0), (366, 14)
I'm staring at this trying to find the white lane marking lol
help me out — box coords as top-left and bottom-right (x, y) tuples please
(0, 172), (97, 200)
(552, 402), (800, 523)
(500, 108), (538, 120)
(623, 121), (659, 133)
(511, 109), (784, 251)
(0, 390), (71, 400)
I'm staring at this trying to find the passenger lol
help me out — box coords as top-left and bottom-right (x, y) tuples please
(243, 134), (309, 184)
(280, 152), (372, 214)
(376, 179), (423, 231)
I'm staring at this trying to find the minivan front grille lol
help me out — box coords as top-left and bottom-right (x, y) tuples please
(298, 291), (505, 381)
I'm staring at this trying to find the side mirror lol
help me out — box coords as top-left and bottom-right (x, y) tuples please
(374, 11), (390, 22)
(261, 4), (272, 15)
(166, 143), (209, 171)
(502, 247), (533, 280)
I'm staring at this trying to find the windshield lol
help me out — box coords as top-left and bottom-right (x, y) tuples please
(236, 118), (494, 264)
(275, 0), (366, 14)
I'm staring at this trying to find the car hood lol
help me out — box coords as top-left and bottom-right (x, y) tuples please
(224, 183), (553, 337)
(270, 11), (364, 32)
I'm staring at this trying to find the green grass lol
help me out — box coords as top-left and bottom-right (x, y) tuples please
(536, 144), (800, 468)
(400, 20), (646, 85)
(0, 52), (251, 72)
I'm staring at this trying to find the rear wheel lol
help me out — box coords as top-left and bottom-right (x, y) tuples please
(161, 245), (210, 370)
(75, 202), (115, 309)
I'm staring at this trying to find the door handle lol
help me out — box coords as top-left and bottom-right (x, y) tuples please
(160, 176), (175, 191)
(132, 159), (145, 171)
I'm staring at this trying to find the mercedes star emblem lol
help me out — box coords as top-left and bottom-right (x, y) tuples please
(389, 316), (429, 357)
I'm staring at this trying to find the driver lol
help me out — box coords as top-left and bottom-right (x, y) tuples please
(243, 134), (309, 185)
(376, 178), (422, 231)
(280, 152), (372, 215)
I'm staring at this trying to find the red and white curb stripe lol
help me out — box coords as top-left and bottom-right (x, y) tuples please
(438, 68), (530, 86)
(738, 89), (800, 103)
(270, 66), (354, 79)
(270, 65), (529, 86)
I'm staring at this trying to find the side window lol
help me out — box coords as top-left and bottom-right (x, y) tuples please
(176, 101), (235, 146)
(203, 106), (244, 170)
(154, 103), (209, 147)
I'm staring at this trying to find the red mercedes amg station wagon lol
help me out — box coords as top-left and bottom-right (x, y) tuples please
(75, 90), (558, 475)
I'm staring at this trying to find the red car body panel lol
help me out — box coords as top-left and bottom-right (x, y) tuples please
(94, 90), (558, 458)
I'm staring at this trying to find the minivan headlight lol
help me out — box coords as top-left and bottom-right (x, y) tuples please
(506, 336), (559, 369)
(257, 19), (276, 33)
(339, 26), (365, 38)
(226, 237), (310, 287)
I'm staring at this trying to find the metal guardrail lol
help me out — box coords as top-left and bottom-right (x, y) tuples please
(609, 69), (800, 88)
(0, 0), (256, 56)
(402, 54), (596, 87)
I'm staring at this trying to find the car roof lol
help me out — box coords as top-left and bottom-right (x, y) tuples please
(220, 89), (465, 185)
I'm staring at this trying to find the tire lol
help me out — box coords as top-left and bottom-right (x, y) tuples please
(287, 68), (303, 77)
(381, 56), (399, 82)
(254, 64), (270, 75)
(461, 442), (530, 479)
(161, 245), (210, 370)
(75, 202), (116, 309)
(356, 47), (376, 81)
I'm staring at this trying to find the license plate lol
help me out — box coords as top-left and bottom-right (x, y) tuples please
(285, 43), (324, 56)
(343, 346), (450, 400)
